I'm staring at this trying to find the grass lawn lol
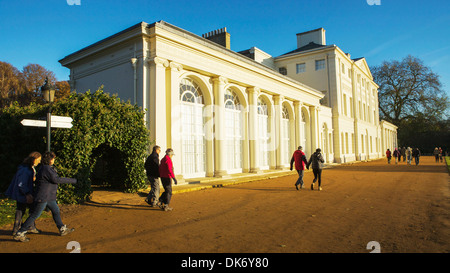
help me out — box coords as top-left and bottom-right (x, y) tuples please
(0, 197), (17, 227)
(446, 156), (450, 174)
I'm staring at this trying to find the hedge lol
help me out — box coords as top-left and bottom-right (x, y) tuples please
(0, 88), (151, 204)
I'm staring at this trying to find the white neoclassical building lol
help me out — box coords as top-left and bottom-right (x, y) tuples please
(59, 21), (397, 182)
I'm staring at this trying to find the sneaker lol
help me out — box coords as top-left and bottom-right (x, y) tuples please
(27, 228), (42, 234)
(295, 184), (299, 190)
(311, 183), (314, 190)
(145, 198), (152, 206)
(318, 187), (322, 191)
(13, 232), (29, 242)
(163, 205), (173, 211)
(60, 225), (75, 236)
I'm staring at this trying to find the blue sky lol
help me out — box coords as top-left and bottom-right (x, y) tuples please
(1, 0), (449, 95)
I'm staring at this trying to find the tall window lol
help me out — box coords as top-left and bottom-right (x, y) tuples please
(224, 89), (242, 173)
(315, 59), (325, 71)
(179, 78), (205, 178)
(281, 105), (291, 166)
(258, 97), (270, 169)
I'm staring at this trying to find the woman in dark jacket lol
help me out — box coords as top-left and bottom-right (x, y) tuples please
(307, 148), (325, 191)
(13, 151), (77, 242)
(5, 152), (42, 235)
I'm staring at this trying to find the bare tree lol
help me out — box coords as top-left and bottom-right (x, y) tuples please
(19, 63), (57, 104)
(371, 55), (448, 125)
(0, 61), (21, 108)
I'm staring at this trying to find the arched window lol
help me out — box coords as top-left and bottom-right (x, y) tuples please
(281, 105), (291, 166)
(258, 97), (269, 169)
(180, 78), (203, 104)
(179, 78), (205, 178)
(224, 89), (242, 172)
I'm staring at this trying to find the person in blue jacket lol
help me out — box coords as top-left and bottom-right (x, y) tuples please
(5, 152), (42, 235)
(13, 151), (77, 242)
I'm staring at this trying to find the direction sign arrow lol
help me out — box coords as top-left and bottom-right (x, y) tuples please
(51, 115), (73, 123)
(21, 117), (73, 129)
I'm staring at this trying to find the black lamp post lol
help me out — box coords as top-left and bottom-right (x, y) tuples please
(41, 77), (55, 152)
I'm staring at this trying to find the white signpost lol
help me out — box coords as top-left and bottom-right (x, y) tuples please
(21, 115), (73, 151)
(21, 115), (73, 129)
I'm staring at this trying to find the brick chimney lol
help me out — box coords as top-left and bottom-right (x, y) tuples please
(202, 27), (230, 49)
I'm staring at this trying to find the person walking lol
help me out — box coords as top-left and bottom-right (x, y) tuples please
(158, 148), (177, 211)
(401, 147), (406, 162)
(386, 149), (392, 164)
(306, 148), (325, 191)
(433, 147), (440, 163)
(5, 152), (42, 236)
(290, 146), (308, 190)
(438, 147), (443, 163)
(13, 151), (77, 242)
(406, 147), (412, 165)
(393, 148), (400, 164)
(412, 148), (421, 166)
(144, 145), (161, 207)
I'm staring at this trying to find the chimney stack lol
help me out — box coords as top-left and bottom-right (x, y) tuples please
(202, 27), (230, 49)
(296, 28), (326, 48)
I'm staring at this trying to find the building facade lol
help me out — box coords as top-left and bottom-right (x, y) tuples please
(59, 21), (397, 182)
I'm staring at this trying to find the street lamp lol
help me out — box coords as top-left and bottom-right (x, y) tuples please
(41, 77), (55, 152)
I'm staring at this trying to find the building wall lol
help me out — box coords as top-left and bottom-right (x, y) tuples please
(59, 21), (398, 182)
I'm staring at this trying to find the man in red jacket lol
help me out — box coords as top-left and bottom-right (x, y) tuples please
(290, 146), (308, 190)
(159, 148), (178, 211)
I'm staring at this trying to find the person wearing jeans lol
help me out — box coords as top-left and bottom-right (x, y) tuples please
(14, 151), (77, 242)
(158, 148), (177, 211)
(290, 146), (308, 190)
(307, 148), (325, 191)
(6, 151), (42, 235)
(144, 145), (161, 207)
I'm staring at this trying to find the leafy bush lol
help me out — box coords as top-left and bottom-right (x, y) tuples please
(0, 88), (150, 203)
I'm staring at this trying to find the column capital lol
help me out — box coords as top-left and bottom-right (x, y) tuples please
(293, 101), (303, 108)
(169, 61), (183, 71)
(247, 86), (260, 96)
(211, 76), (228, 85)
(146, 56), (169, 67)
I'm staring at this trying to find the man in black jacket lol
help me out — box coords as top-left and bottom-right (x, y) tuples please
(145, 145), (161, 207)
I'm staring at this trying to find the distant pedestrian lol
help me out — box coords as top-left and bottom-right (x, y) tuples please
(5, 152), (42, 236)
(401, 147), (406, 162)
(433, 147), (440, 163)
(290, 146), (308, 190)
(438, 147), (443, 163)
(406, 147), (412, 165)
(144, 145), (161, 207)
(13, 151), (77, 242)
(393, 148), (400, 164)
(412, 148), (421, 166)
(306, 148), (325, 191)
(386, 149), (392, 164)
(158, 148), (177, 212)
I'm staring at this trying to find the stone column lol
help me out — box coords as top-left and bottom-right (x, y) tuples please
(212, 76), (229, 178)
(147, 56), (169, 151)
(167, 61), (184, 182)
(273, 95), (282, 169)
(247, 87), (261, 173)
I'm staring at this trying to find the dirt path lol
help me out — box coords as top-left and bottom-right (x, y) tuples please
(1, 156), (448, 253)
